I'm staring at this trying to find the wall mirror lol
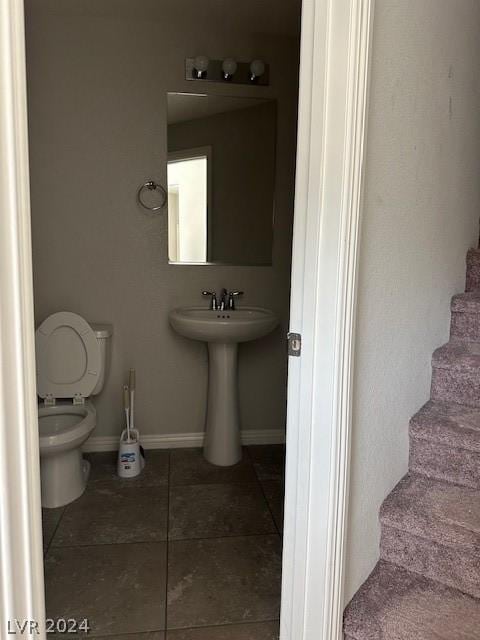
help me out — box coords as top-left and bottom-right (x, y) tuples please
(167, 92), (277, 265)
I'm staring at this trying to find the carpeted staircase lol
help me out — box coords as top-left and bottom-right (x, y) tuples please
(343, 248), (480, 640)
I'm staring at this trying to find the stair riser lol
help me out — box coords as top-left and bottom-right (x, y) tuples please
(450, 312), (480, 342)
(380, 526), (480, 598)
(466, 251), (480, 292)
(431, 367), (480, 408)
(409, 437), (480, 489)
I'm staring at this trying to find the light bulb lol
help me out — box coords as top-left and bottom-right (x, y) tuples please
(222, 58), (238, 80)
(193, 55), (209, 78)
(250, 59), (266, 81)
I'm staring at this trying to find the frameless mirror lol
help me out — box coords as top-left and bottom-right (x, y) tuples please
(167, 92), (277, 265)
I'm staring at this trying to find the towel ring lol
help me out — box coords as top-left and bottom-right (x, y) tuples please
(137, 180), (167, 212)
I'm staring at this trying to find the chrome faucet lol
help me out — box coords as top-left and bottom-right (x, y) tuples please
(227, 290), (244, 310)
(202, 290), (218, 310)
(202, 289), (244, 310)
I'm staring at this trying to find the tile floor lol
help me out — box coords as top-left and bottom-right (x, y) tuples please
(42, 445), (285, 639)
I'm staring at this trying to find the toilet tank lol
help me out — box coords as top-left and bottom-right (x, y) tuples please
(90, 324), (113, 396)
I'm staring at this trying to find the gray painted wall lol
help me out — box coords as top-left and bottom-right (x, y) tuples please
(25, 0), (300, 439)
(345, 0), (480, 602)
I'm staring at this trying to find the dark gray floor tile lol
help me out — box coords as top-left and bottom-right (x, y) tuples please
(167, 622), (279, 639)
(88, 634), (165, 640)
(51, 486), (168, 546)
(247, 446), (285, 482)
(261, 481), (285, 533)
(51, 632), (165, 640)
(167, 535), (282, 629)
(247, 445), (285, 464)
(86, 450), (169, 489)
(169, 483), (276, 540)
(45, 543), (167, 636)
(42, 507), (64, 551)
(170, 449), (256, 486)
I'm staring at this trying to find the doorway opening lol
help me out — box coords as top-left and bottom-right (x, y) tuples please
(25, 0), (302, 636)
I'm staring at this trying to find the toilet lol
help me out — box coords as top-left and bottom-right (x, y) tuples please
(36, 311), (112, 508)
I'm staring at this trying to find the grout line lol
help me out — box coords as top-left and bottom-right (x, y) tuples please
(44, 505), (67, 557)
(250, 453), (285, 538)
(165, 617), (281, 635)
(169, 531), (280, 544)
(85, 617), (281, 638)
(168, 480), (262, 491)
(257, 479), (283, 538)
(170, 478), (256, 487)
(49, 531), (281, 551)
(49, 539), (169, 550)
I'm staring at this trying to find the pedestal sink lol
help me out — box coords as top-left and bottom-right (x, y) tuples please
(169, 306), (279, 466)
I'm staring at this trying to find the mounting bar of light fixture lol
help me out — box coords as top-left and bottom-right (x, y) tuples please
(185, 57), (270, 86)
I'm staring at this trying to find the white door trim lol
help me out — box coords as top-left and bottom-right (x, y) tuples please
(281, 1), (373, 639)
(0, 0), (46, 635)
(0, 0), (373, 638)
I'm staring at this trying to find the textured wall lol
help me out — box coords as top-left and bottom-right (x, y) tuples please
(25, 0), (300, 439)
(345, 0), (480, 603)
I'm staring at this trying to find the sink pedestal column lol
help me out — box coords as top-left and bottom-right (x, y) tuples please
(204, 342), (241, 466)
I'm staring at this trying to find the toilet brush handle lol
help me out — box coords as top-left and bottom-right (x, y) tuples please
(129, 369), (136, 430)
(123, 385), (131, 441)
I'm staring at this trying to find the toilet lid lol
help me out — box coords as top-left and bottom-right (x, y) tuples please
(35, 311), (101, 400)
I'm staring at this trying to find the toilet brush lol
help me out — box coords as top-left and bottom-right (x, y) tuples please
(117, 381), (142, 478)
(129, 368), (145, 470)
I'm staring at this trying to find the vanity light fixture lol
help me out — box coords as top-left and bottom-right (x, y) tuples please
(193, 55), (210, 79)
(185, 57), (269, 86)
(250, 59), (266, 83)
(222, 58), (238, 81)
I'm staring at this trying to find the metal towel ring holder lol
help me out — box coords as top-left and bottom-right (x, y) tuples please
(137, 180), (167, 212)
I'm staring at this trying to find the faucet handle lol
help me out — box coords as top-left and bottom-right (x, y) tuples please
(202, 290), (218, 310)
(228, 290), (244, 310)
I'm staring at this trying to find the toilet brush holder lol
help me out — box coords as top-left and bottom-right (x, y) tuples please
(117, 428), (144, 478)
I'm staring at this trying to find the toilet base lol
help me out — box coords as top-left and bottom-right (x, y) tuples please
(41, 449), (91, 508)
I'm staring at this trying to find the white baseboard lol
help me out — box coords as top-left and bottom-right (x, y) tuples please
(82, 428), (286, 453)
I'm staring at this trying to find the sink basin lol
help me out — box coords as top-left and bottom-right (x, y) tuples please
(169, 306), (278, 344)
(169, 305), (279, 467)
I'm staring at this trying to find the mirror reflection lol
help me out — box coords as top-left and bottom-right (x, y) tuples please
(167, 93), (277, 265)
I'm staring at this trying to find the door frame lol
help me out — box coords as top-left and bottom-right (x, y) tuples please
(0, 0), (373, 638)
(280, 0), (373, 638)
(0, 0), (46, 633)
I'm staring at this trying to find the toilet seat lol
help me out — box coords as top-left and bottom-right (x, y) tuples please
(36, 312), (101, 403)
(38, 401), (96, 453)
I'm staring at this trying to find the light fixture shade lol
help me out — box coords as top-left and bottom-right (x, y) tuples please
(250, 59), (266, 79)
(222, 58), (238, 77)
(194, 55), (210, 73)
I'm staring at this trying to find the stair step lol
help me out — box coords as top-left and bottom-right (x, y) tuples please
(451, 291), (480, 342)
(379, 474), (480, 597)
(466, 248), (480, 292)
(431, 341), (480, 407)
(343, 561), (480, 640)
(409, 401), (480, 488)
